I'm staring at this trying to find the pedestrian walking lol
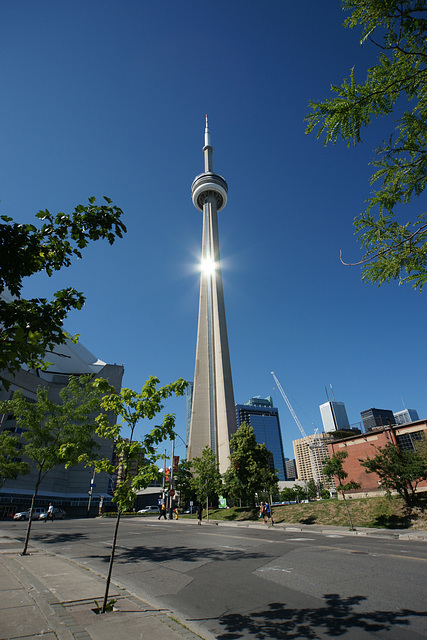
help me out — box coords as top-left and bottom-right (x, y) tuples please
(45, 503), (54, 523)
(158, 503), (167, 520)
(196, 503), (203, 525)
(259, 502), (266, 524)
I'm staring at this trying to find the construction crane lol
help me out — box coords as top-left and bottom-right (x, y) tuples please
(271, 371), (321, 485)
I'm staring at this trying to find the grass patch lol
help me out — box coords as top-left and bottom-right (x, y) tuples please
(183, 495), (427, 530)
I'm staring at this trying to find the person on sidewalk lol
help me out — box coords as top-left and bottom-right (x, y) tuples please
(196, 503), (203, 525)
(158, 503), (167, 520)
(45, 503), (54, 523)
(264, 501), (273, 525)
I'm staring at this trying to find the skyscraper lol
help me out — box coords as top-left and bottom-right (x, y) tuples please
(235, 396), (286, 480)
(187, 118), (237, 474)
(361, 407), (395, 431)
(293, 433), (330, 485)
(319, 400), (350, 433)
(393, 408), (419, 425)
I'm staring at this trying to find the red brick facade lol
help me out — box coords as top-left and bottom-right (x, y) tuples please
(326, 421), (427, 498)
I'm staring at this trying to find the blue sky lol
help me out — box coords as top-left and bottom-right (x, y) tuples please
(2, 1), (426, 464)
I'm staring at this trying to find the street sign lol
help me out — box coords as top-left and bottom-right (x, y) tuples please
(169, 489), (175, 497)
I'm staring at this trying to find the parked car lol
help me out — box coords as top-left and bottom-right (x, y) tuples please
(39, 508), (66, 520)
(13, 507), (46, 521)
(184, 506), (198, 514)
(138, 505), (159, 514)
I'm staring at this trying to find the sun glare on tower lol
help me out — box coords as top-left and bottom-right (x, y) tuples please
(201, 256), (216, 274)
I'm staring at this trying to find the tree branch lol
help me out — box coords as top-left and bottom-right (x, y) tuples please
(340, 221), (427, 267)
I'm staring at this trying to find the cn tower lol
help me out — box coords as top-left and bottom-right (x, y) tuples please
(187, 117), (237, 474)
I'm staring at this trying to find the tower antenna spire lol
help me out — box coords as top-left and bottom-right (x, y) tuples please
(203, 115), (213, 171)
(205, 114), (211, 143)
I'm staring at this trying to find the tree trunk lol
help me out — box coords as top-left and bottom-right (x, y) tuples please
(22, 476), (42, 555)
(102, 509), (121, 613)
(341, 492), (355, 531)
(401, 485), (412, 507)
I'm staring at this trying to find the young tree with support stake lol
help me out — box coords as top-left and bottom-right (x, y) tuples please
(191, 446), (223, 520)
(0, 375), (105, 555)
(323, 451), (360, 530)
(82, 376), (187, 614)
(174, 459), (194, 509)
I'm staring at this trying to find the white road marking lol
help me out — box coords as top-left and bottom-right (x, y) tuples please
(286, 538), (315, 541)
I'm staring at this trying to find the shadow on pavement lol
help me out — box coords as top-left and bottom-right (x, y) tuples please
(19, 531), (90, 545)
(87, 544), (269, 565)
(214, 594), (427, 639)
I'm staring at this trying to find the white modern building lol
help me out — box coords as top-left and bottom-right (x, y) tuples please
(319, 400), (350, 433)
(393, 408), (420, 425)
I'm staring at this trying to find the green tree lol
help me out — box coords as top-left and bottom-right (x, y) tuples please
(306, 1), (427, 290)
(306, 478), (318, 500)
(0, 197), (126, 386)
(83, 376), (187, 614)
(222, 423), (278, 508)
(323, 451), (361, 530)
(360, 441), (427, 505)
(0, 375), (105, 554)
(414, 435), (427, 464)
(293, 484), (307, 502)
(0, 431), (30, 488)
(280, 487), (296, 502)
(191, 446), (223, 509)
(174, 458), (194, 508)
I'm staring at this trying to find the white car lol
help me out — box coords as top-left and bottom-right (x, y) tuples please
(13, 507), (47, 521)
(138, 505), (159, 514)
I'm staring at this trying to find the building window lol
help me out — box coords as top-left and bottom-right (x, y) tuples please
(396, 431), (424, 451)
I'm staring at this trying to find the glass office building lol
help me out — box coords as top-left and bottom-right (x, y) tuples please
(361, 407), (395, 431)
(235, 396), (286, 480)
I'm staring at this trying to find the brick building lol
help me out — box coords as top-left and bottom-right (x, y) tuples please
(326, 420), (427, 498)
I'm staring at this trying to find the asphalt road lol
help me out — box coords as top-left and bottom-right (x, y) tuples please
(1, 517), (426, 639)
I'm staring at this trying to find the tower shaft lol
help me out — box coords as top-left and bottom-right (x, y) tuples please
(188, 120), (237, 474)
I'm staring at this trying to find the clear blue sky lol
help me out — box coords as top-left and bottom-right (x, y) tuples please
(3, 1), (426, 463)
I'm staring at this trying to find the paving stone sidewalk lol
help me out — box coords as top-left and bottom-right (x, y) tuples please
(0, 542), (213, 640)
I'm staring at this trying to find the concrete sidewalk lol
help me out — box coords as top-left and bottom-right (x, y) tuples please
(0, 538), (213, 640)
